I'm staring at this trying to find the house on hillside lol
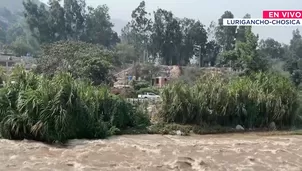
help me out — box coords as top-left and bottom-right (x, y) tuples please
(152, 65), (181, 88)
(152, 76), (168, 88)
(0, 55), (19, 72)
(0, 54), (36, 72)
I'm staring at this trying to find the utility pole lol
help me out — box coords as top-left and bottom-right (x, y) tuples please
(143, 50), (145, 64)
(194, 45), (202, 67)
(199, 48), (201, 67)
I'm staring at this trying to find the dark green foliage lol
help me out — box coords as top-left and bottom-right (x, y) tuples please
(259, 38), (285, 60)
(23, 0), (119, 47)
(131, 80), (150, 90)
(126, 1), (152, 62)
(159, 72), (298, 129)
(10, 36), (34, 56)
(220, 27), (268, 74)
(0, 66), (150, 143)
(35, 41), (115, 85)
(150, 9), (184, 65)
(283, 29), (302, 86)
(216, 11), (237, 51)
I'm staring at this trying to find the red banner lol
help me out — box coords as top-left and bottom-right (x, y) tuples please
(263, 10), (302, 19)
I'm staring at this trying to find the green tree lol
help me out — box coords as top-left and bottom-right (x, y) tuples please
(36, 41), (115, 85)
(236, 14), (251, 43)
(74, 50), (113, 85)
(205, 21), (221, 66)
(222, 27), (268, 73)
(290, 29), (302, 57)
(205, 40), (220, 66)
(150, 9), (182, 65)
(23, 0), (119, 47)
(64, 0), (85, 40)
(10, 36), (33, 56)
(23, 0), (53, 43)
(179, 18), (195, 65)
(49, 0), (66, 41)
(115, 43), (137, 64)
(189, 21), (207, 66)
(283, 44), (297, 74)
(83, 5), (119, 46)
(259, 38), (284, 59)
(216, 11), (237, 51)
(284, 29), (302, 86)
(128, 1), (152, 63)
(180, 18), (207, 65)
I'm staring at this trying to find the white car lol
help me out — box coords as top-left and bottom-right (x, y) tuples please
(138, 92), (160, 99)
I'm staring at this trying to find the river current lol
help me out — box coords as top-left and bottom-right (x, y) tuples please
(1, 133), (302, 171)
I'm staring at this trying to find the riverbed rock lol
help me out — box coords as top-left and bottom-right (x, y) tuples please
(269, 122), (276, 131)
(176, 130), (182, 136)
(66, 163), (74, 166)
(235, 125), (245, 131)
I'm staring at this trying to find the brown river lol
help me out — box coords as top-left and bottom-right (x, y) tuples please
(1, 133), (302, 171)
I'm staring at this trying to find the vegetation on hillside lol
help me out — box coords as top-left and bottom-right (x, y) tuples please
(35, 41), (118, 85)
(0, 0), (301, 143)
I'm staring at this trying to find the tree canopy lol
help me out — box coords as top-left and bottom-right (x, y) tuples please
(0, 0), (300, 86)
(23, 0), (120, 47)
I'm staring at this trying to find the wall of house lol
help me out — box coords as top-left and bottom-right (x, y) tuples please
(153, 77), (168, 88)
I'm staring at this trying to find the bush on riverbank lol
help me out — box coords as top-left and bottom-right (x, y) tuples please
(0, 66), (299, 143)
(159, 72), (298, 129)
(0, 66), (150, 143)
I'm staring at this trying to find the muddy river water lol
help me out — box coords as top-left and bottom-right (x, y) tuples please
(1, 134), (302, 171)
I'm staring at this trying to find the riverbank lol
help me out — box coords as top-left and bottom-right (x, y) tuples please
(120, 123), (302, 137)
(0, 67), (301, 144)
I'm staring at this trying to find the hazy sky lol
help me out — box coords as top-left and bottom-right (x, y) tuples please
(41, 0), (301, 44)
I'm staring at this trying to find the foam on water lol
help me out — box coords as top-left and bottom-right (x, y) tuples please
(0, 134), (302, 170)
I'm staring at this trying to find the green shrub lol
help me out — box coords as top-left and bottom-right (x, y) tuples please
(131, 104), (151, 128)
(0, 66), (149, 143)
(159, 72), (298, 129)
(136, 87), (159, 95)
(131, 80), (150, 90)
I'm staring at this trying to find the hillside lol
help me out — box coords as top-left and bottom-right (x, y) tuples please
(0, 7), (21, 29)
(0, 0), (25, 13)
(0, 0), (41, 13)
(0, 0), (126, 35)
(0, 0), (43, 29)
